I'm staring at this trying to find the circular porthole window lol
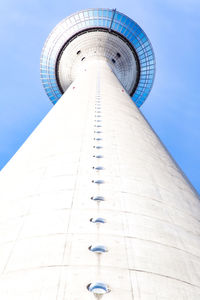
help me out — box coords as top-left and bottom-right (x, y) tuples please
(92, 180), (104, 184)
(92, 166), (104, 170)
(88, 245), (108, 253)
(90, 217), (106, 224)
(91, 196), (105, 201)
(87, 282), (111, 294)
(93, 155), (103, 158)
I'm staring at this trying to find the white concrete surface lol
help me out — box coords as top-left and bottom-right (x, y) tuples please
(57, 31), (138, 95)
(0, 60), (200, 299)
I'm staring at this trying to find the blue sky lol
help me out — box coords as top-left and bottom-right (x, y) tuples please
(0, 0), (199, 193)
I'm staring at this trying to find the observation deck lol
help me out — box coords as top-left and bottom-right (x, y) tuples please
(40, 8), (155, 107)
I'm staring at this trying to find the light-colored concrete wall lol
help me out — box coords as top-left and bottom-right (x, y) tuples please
(0, 60), (200, 299)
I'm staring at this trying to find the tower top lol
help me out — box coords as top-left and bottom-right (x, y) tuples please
(40, 9), (155, 107)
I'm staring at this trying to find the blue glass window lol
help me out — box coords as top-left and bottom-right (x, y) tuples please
(50, 96), (56, 101)
(142, 41), (149, 47)
(147, 54), (153, 59)
(146, 83), (152, 88)
(124, 30), (130, 37)
(79, 21), (85, 28)
(125, 18), (130, 26)
(108, 10), (112, 18)
(113, 22), (118, 30)
(129, 22), (136, 30)
(134, 40), (140, 47)
(139, 53), (145, 59)
(148, 74), (154, 79)
(98, 19), (104, 26)
(141, 36), (147, 42)
(118, 24), (123, 32)
(89, 19), (93, 25)
(144, 45), (151, 51)
(127, 32), (132, 40)
(137, 45), (143, 52)
(149, 70), (154, 75)
(40, 70), (48, 74)
(98, 10), (103, 17)
(140, 58), (147, 63)
(122, 16), (126, 23)
(83, 11), (89, 18)
(115, 12), (122, 21)
(41, 75), (49, 79)
(138, 32), (144, 39)
(121, 27), (126, 34)
(106, 19), (111, 27)
(103, 10), (107, 17)
(89, 10), (93, 17)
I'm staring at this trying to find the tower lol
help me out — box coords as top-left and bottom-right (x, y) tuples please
(0, 7), (200, 299)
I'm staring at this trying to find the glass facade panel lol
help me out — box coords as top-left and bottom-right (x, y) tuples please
(118, 24), (123, 32)
(83, 11), (88, 18)
(98, 10), (103, 17)
(106, 19), (110, 27)
(113, 22), (118, 30)
(74, 14), (79, 21)
(115, 12), (122, 21)
(122, 16), (126, 23)
(89, 11), (93, 17)
(98, 19), (103, 26)
(108, 10), (112, 18)
(79, 12), (84, 20)
(94, 19), (98, 26)
(103, 10), (107, 17)
(121, 27), (125, 34)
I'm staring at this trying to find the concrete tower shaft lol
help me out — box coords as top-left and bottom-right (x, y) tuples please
(0, 59), (200, 299)
(0, 8), (199, 300)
